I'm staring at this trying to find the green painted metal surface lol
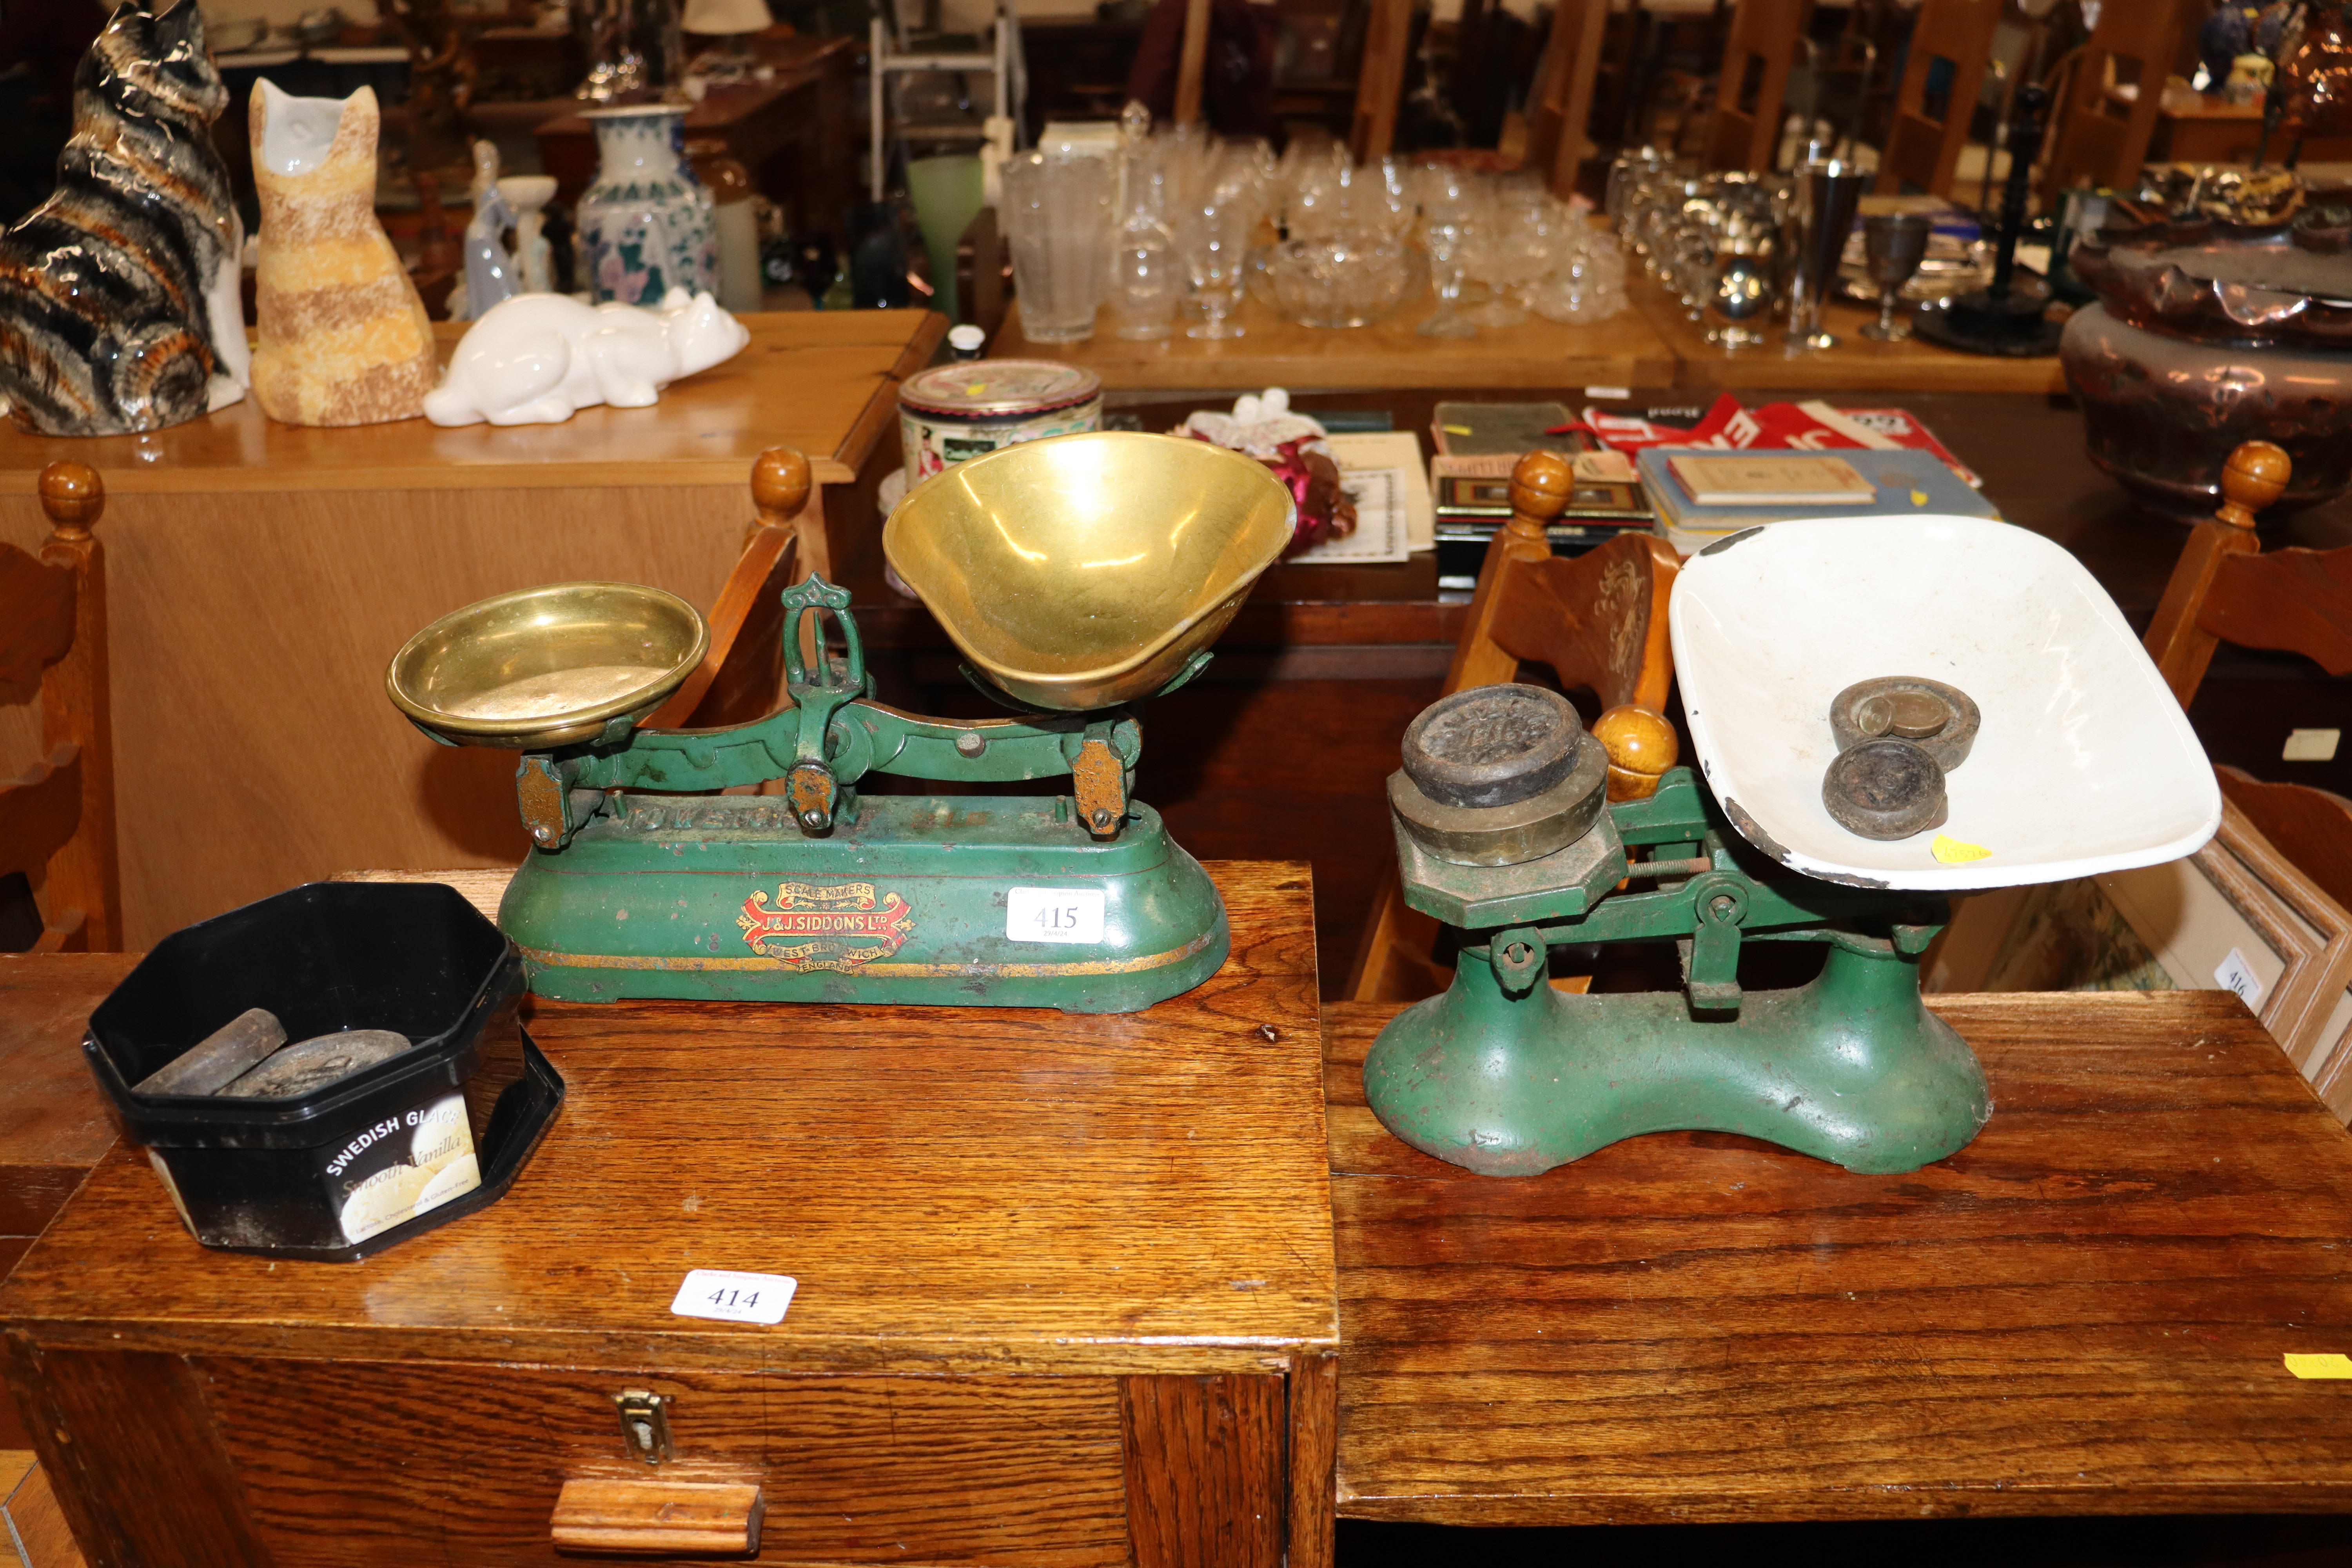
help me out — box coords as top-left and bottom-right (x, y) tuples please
(497, 581), (1225, 1013)
(504, 797), (1228, 1011)
(1365, 767), (1993, 1176)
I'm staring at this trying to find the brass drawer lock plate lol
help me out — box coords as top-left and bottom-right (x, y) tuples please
(612, 1389), (674, 1464)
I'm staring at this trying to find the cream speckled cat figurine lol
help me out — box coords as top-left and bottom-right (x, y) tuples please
(249, 81), (440, 426)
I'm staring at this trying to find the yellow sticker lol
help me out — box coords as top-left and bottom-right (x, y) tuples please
(2286, 1353), (2352, 1379)
(1931, 834), (1991, 863)
(1910, 488), (1930, 506)
(1441, 424), (1474, 435)
(967, 383), (987, 394)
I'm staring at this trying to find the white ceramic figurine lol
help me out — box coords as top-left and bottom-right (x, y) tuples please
(423, 288), (750, 427)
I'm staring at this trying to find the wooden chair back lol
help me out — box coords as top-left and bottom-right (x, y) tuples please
(646, 447), (813, 731)
(1346, 451), (1682, 1003)
(0, 463), (120, 952)
(2021, 43), (2080, 201)
(2145, 442), (2352, 917)
(1701, 0), (1813, 172)
(1523, 0), (1608, 197)
(1873, 0), (2000, 196)
(2041, 0), (2203, 194)
(1348, 0), (1413, 160)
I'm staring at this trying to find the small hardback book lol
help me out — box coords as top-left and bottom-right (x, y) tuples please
(1664, 452), (1877, 506)
(1637, 445), (2002, 554)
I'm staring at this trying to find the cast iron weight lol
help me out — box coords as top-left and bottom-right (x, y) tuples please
(1824, 739), (1948, 838)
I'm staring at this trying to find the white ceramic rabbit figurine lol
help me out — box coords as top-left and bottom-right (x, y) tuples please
(422, 287), (750, 427)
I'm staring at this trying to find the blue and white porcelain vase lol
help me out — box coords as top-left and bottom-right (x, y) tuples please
(576, 105), (717, 305)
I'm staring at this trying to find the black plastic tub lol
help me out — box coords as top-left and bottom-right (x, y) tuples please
(83, 881), (564, 1261)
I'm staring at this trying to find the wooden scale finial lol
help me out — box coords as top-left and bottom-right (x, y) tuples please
(2216, 441), (2290, 529)
(751, 447), (813, 527)
(37, 460), (103, 541)
(1592, 704), (1679, 802)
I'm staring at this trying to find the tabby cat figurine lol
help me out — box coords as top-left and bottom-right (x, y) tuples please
(0, 0), (249, 437)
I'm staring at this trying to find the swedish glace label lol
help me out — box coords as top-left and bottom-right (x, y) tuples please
(321, 1094), (481, 1243)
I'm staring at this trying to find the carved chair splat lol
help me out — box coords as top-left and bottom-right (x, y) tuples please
(1345, 450), (1681, 1004)
(646, 446), (812, 733)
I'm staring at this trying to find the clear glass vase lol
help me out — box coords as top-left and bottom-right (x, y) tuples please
(1105, 160), (1181, 341)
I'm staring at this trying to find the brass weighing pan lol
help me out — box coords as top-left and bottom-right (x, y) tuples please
(883, 431), (1296, 711)
(387, 582), (709, 750)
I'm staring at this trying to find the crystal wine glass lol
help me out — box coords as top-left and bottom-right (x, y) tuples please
(1180, 194), (1254, 340)
(1417, 218), (1477, 338)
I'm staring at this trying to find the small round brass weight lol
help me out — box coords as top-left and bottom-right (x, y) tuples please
(1857, 688), (1949, 740)
(1824, 676), (1981, 840)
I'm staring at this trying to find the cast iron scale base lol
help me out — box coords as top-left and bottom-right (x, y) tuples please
(1366, 688), (1991, 1177)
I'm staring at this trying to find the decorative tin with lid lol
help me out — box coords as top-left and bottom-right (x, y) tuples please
(898, 359), (1103, 482)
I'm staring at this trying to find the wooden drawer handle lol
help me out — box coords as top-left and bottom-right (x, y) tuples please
(551, 1479), (764, 1557)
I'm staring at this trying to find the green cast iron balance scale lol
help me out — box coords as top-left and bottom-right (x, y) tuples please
(1364, 507), (2224, 1178)
(386, 432), (1296, 1014)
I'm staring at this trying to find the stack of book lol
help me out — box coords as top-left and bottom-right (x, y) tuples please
(1635, 447), (2003, 555)
(1429, 402), (1657, 591)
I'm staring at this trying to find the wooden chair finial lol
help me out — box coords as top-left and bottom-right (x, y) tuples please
(2217, 441), (2290, 530)
(38, 461), (103, 540)
(1505, 450), (1576, 540)
(751, 447), (813, 527)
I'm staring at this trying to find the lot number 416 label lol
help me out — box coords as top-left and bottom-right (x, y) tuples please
(1006, 886), (1105, 944)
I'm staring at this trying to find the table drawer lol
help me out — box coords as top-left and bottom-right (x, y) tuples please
(196, 1357), (1133, 1566)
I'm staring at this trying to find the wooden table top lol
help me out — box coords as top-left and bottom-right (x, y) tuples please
(531, 35), (856, 139)
(1326, 991), (2352, 1525)
(991, 270), (2067, 397)
(0, 311), (943, 495)
(857, 387), (2352, 658)
(0, 954), (132, 1243)
(0, 862), (1336, 1377)
(1628, 270), (2072, 395)
(995, 297), (1681, 393)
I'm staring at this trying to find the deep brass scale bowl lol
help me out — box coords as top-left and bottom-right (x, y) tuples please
(884, 432), (1295, 711)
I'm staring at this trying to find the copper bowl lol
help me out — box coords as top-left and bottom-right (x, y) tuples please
(2063, 219), (2352, 517)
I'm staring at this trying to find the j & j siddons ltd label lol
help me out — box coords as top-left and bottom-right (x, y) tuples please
(320, 1094), (481, 1244)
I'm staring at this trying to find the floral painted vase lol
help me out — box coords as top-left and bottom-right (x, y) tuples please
(576, 105), (717, 306)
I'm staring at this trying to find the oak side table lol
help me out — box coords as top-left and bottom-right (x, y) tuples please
(2, 862), (1337, 1568)
(1328, 991), (2352, 1523)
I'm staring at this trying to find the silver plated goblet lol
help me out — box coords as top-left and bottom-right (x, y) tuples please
(1859, 213), (1934, 343)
